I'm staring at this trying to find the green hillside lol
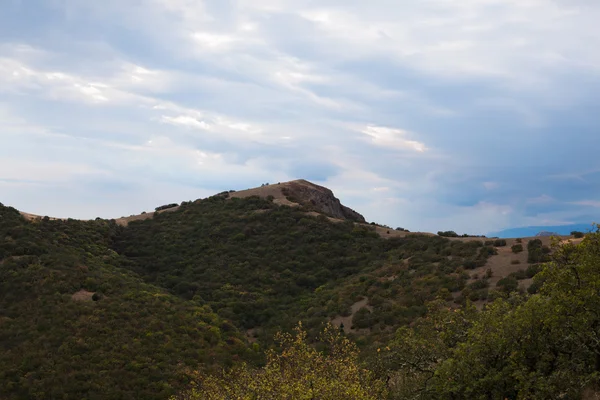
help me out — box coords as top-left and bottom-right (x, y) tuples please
(113, 195), (496, 344)
(0, 203), (249, 400)
(2, 192), (599, 399)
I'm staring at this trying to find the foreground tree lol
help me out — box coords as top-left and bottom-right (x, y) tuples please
(173, 323), (387, 400)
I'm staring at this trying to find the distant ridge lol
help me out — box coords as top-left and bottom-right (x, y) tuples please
(490, 223), (595, 238)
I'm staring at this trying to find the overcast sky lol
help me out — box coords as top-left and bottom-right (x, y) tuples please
(1, 0), (599, 234)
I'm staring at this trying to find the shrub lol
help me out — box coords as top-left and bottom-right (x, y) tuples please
(509, 269), (527, 280)
(527, 279), (543, 294)
(526, 264), (542, 278)
(493, 239), (507, 247)
(479, 246), (498, 257)
(155, 203), (179, 212)
(496, 276), (519, 293)
(516, 238), (522, 243)
(438, 231), (459, 238)
(571, 231), (584, 238)
(468, 280), (489, 290)
(511, 259), (521, 265)
(527, 239), (550, 264)
(511, 244), (523, 253)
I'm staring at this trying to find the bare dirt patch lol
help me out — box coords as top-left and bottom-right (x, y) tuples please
(331, 298), (373, 334)
(71, 289), (95, 302)
(230, 182), (300, 207)
(114, 206), (180, 226)
(465, 236), (570, 289)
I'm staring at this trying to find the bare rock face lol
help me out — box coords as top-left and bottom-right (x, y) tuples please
(285, 180), (366, 222)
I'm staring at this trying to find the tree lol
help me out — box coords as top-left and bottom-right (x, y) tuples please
(511, 243), (523, 253)
(174, 323), (387, 400)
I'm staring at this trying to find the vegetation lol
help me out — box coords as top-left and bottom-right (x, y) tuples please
(437, 230), (458, 237)
(175, 324), (387, 400)
(3, 192), (600, 399)
(0, 203), (249, 400)
(527, 239), (551, 264)
(114, 196), (491, 345)
(371, 229), (600, 398)
(571, 230), (585, 238)
(155, 203), (179, 211)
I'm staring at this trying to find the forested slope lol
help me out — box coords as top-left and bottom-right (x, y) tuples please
(0, 203), (249, 400)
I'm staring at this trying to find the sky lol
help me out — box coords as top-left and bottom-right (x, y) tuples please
(1, 0), (600, 235)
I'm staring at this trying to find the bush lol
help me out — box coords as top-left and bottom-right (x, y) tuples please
(496, 276), (519, 293)
(527, 239), (550, 264)
(155, 203), (179, 212)
(511, 259), (521, 265)
(511, 244), (523, 253)
(468, 280), (489, 290)
(571, 231), (584, 238)
(509, 269), (527, 280)
(527, 279), (543, 294)
(493, 239), (507, 247)
(479, 246), (498, 257)
(515, 238), (522, 243)
(438, 231), (459, 238)
(526, 264), (542, 278)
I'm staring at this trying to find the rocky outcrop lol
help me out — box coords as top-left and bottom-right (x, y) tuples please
(284, 180), (366, 222)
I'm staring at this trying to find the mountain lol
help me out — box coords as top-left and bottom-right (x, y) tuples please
(489, 223), (595, 238)
(3, 179), (599, 399)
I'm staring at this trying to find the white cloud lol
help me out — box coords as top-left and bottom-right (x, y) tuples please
(160, 115), (211, 130)
(571, 200), (600, 208)
(361, 126), (427, 152)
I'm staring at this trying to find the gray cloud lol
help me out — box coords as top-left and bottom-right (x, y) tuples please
(0, 0), (599, 232)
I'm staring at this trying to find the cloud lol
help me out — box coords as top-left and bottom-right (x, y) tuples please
(361, 126), (427, 152)
(571, 200), (600, 208)
(0, 0), (599, 232)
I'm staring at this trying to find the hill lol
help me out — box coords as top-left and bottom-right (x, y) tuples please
(0, 203), (250, 400)
(3, 180), (600, 399)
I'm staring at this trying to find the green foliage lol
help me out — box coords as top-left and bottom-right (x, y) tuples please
(494, 239), (507, 247)
(174, 324), (387, 400)
(437, 231), (458, 237)
(571, 231), (585, 238)
(0, 204), (249, 400)
(527, 239), (551, 264)
(509, 269), (527, 280)
(155, 203), (179, 212)
(383, 229), (600, 399)
(496, 276), (519, 293)
(114, 197), (487, 345)
(511, 243), (524, 253)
